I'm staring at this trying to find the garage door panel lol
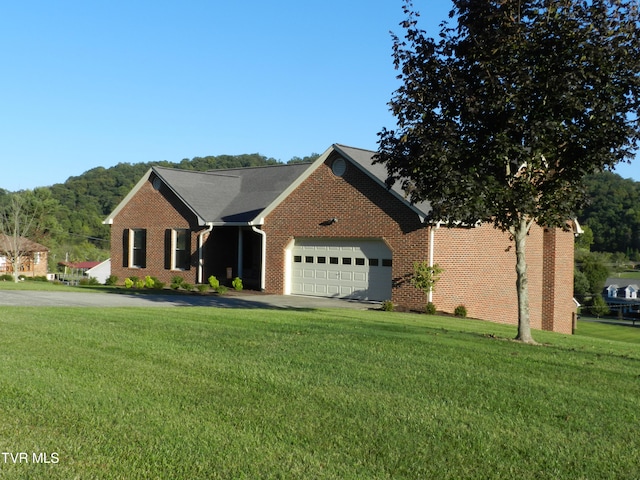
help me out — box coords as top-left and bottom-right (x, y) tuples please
(291, 238), (392, 301)
(354, 272), (366, 282)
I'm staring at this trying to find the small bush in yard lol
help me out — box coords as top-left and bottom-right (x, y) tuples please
(232, 277), (243, 291)
(105, 275), (118, 286)
(144, 276), (155, 289)
(216, 285), (228, 295)
(425, 302), (437, 315)
(181, 283), (193, 292)
(381, 300), (394, 312)
(208, 275), (220, 289)
(124, 278), (134, 289)
(197, 284), (209, 293)
(454, 305), (468, 317)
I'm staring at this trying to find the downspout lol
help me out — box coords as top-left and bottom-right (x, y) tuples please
(252, 226), (266, 291)
(198, 223), (214, 284)
(428, 222), (440, 304)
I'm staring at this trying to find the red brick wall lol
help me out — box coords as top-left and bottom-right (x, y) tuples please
(33, 251), (48, 277)
(432, 224), (542, 329)
(431, 223), (574, 333)
(262, 155), (430, 308)
(109, 177), (203, 285)
(542, 228), (576, 334)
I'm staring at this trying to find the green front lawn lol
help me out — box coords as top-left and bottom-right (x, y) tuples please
(0, 307), (638, 479)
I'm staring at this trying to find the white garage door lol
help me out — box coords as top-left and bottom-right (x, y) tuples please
(290, 238), (392, 301)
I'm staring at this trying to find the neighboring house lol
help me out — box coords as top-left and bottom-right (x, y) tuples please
(0, 234), (49, 278)
(604, 281), (640, 315)
(605, 283), (639, 300)
(86, 259), (111, 284)
(104, 144), (577, 334)
(58, 260), (112, 285)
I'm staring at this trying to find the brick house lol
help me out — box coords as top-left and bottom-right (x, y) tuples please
(0, 234), (49, 278)
(104, 144), (577, 334)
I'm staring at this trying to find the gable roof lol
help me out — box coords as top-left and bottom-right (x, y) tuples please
(153, 162), (313, 224)
(333, 144), (431, 218)
(104, 144), (431, 226)
(0, 234), (49, 254)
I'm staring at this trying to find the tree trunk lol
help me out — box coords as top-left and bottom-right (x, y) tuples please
(514, 217), (535, 343)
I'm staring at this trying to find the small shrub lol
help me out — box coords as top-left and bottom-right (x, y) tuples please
(231, 277), (243, 291)
(590, 295), (610, 318)
(105, 275), (118, 286)
(171, 276), (184, 286)
(170, 282), (181, 290)
(208, 275), (220, 289)
(196, 284), (209, 293)
(144, 276), (155, 289)
(25, 276), (48, 282)
(216, 285), (228, 295)
(381, 300), (394, 312)
(425, 302), (437, 315)
(153, 281), (166, 290)
(454, 305), (467, 318)
(182, 283), (193, 291)
(124, 278), (134, 289)
(0, 274), (13, 281)
(79, 277), (100, 286)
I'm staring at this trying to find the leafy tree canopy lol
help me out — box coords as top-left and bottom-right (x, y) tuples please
(376, 0), (640, 342)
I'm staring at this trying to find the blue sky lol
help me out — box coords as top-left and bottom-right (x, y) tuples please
(1, 1), (637, 192)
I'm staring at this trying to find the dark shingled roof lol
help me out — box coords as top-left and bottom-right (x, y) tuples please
(151, 162), (313, 224)
(105, 144), (431, 227)
(334, 144), (431, 217)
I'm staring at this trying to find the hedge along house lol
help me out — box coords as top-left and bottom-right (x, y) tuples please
(104, 144), (577, 334)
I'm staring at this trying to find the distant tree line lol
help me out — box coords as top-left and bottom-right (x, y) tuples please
(574, 170), (640, 309)
(578, 171), (640, 256)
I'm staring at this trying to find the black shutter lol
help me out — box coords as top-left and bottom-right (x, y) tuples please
(185, 231), (192, 270)
(122, 229), (129, 268)
(140, 230), (147, 269)
(164, 229), (172, 270)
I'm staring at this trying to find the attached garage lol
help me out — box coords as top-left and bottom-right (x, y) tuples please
(289, 238), (392, 301)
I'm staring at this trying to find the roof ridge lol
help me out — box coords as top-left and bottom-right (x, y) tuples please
(152, 165), (240, 178)
(209, 162), (313, 173)
(334, 143), (376, 155)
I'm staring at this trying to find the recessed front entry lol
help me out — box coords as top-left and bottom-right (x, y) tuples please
(290, 238), (392, 301)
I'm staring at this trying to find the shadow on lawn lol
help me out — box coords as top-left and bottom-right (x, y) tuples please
(75, 285), (369, 311)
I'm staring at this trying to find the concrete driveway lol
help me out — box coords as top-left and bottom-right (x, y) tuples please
(0, 289), (377, 310)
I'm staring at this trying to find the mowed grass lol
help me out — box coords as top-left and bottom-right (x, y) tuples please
(576, 319), (640, 344)
(0, 307), (639, 479)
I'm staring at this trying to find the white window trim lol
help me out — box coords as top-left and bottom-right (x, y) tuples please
(171, 229), (189, 271)
(129, 229), (145, 268)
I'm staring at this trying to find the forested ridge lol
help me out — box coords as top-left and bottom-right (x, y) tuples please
(0, 155), (638, 270)
(579, 171), (640, 255)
